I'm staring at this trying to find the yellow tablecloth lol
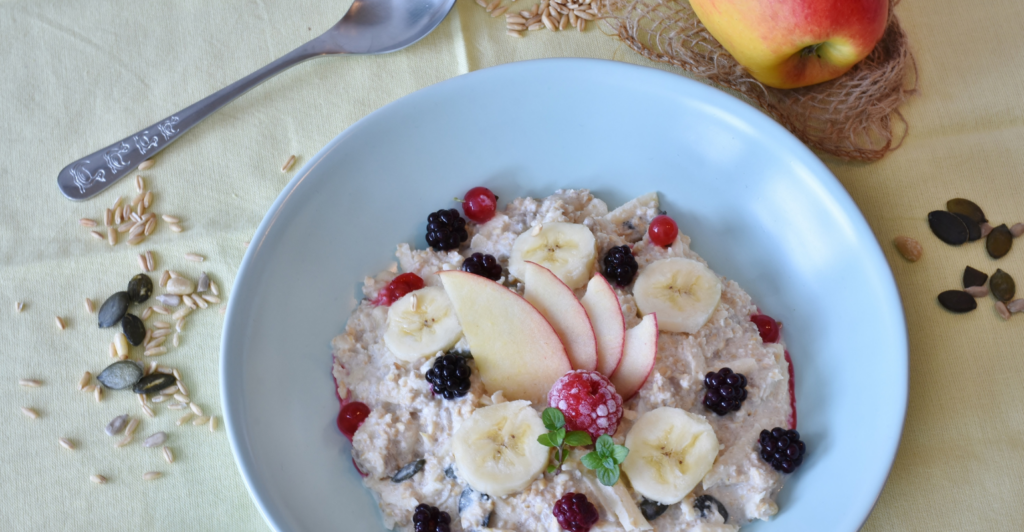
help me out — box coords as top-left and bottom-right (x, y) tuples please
(1, 0), (1022, 530)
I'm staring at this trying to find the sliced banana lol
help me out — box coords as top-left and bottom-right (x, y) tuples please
(383, 287), (463, 361)
(621, 407), (720, 505)
(633, 258), (722, 334)
(451, 400), (549, 497)
(508, 222), (596, 290)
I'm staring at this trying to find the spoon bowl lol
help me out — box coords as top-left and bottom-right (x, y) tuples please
(57, 0), (457, 201)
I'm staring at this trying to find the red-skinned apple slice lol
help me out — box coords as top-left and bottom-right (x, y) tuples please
(610, 313), (658, 400)
(438, 270), (572, 406)
(523, 261), (598, 372)
(580, 274), (626, 377)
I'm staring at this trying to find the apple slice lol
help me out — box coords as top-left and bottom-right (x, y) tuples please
(610, 314), (658, 400)
(523, 262), (598, 372)
(580, 274), (626, 377)
(438, 270), (572, 406)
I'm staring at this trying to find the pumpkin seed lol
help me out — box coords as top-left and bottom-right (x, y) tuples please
(952, 213), (981, 241)
(963, 266), (988, 288)
(938, 290), (977, 313)
(928, 211), (969, 245)
(97, 292), (130, 328)
(946, 198), (987, 224)
(127, 274), (154, 304)
(990, 269), (1016, 302)
(391, 458), (425, 482)
(121, 313), (146, 346)
(97, 361), (144, 390)
(105, 414), (129, 436)
(986, 224), (1013, 258)
(133, 373), (177, 395)
(640, 497), (670, 521)
(444, 465), (457, 479)
(694, 494), (729, 523)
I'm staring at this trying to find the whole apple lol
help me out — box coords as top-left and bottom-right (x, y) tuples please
(690, 0), (889, 89)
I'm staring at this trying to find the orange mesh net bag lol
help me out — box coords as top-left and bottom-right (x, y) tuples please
(595, 0), (917, 161)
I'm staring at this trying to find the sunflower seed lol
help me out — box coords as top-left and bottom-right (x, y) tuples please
(90, 230), (104, 240)
(105, 414), (129, 436)
(55, 316), (66, 330)
(59, 438), (75, 450)
(938, 290), (977, 313)
(987, 224), (1013, 258)
(162, 215), (179, 224)
(143, 432), (168, 448)
(163, 446), (174, 463)
(90, 474), (108, 484)
(990, 269), (1016, 302)
(184, 253), (204, 262)
(197, 272), (210, 293)
(114, 332), (130, 358)
(19, 379), (41, 387)
(21, 407), (39, 419)
(94, 386), (103, 402)
(928, 211), (968, 245)
(209, 415), (218, 432)
(80, 218), (97, 227)
(143, 471), (162, 481)
(166, 277), (195, 296)
(996, 300), (1011, 320)
(210, 281), (220, 296)
(169, 223), (183, 233)
(78, 372), (92, 390)
(125, 417), (140, 437)
(962, 265), (986, 288)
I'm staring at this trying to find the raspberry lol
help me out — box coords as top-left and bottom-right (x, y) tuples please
(603, 245), (638, 286)
(412, 503), (451, 532)
(425, 354), (472, 400)
(759, 427), (806, 474)
(750, 313), (780, 343)
(426, 209), (468, 251)
(547, 370), (623, 441)
(372, 273), (425, 306)
(461, 252), (502, 281)
(702, 367), (748, 416)
(648, 215), (678, 247)
(553, 493), (599, 532)
(462, 187), (498, 224)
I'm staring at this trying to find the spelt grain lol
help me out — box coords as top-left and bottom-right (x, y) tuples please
(190, 403), (204, 416)
(281, 154), (297, 172)
(209, 415), (218, 432)
(210, 281), (220, 296)
(118, 221), (134, 233)
(138, 254), (149, 272)
(152, 328), (172, 339)
(542, 13), (556, 30)
(202, 295), (221, 304)
(132, 192), (145, 208)
(152, 304), (170, 315)
(127, 235), (146, 246)
(163, 446), (174, 463)
(140, 306), (152, 321)
(486, 0), (500, 11)
(104, 208), (114, 226)
(146, 336), (167, 349)
(83, 384), (97, 393)
(108, 227), (117, 246)
(21, 406), (39, 419)
(506, 14), (526, 22)
(175, 318), (185, 333)
(477, 0), (488, 6)
(79, 371), (92, 390)
(144, 347), (167, 357)
(85, 298), (95, 313)
(575, 9), (594, 19)
(112, 196), (123, 211)
(144, 191), (153, 209)
(559, 12), (568, 29)
(90, 230), (105, 240)
(55, 316), (66, 330)
(142, 403), (155, 417)
(176, 380), (188, 396)
(122, 204), (132, 221)
(114, 207), (123, 225)
(138, 159), (155, 170)
(172, 369), (182, 380)
(168, 402), (187, 410)
(192, 415), (209, 426)
(143, 471), (162, 481)
(90, 474), (108, 484)
(520, 9), (532, 17)
(160, 270), (170, 287)
(115, 434), (133, 447)
(115, 332), (130, 358)
(172, 332), (180, 347)
(109, 342), (118, 359)
(177, 413), (193, 426)
(194, 295), (208, 309)
(125, 417), (140, 437)
(160, 383), (178, 393)
(568, 10), (576, 26)
(507, 23), (526, 30)
(153, 320), (171, 329)
(19, 379), (42, 387)
(182, 295), (198, 310)
(80, 218), (97, 227)
(146, 251), (154, 272)
(162, 215), (180, 223)
(169, 223), (183, 233)
(184, 253), (204, 262)
(172, 307), (191, 320)
(144, 218), (156, 236)
(492, 6), (508, 16)
(14, 301), (23, 312)
(95, 386), (103, 402)
(152, 394), (167, 403)
(136, 175), (144, 192)
(59, 438), (75, 450)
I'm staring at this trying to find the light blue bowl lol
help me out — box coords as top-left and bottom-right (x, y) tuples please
(222, 58), (907, 532)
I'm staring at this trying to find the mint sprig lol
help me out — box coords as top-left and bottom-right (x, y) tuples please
(537, 408), (593, 474)
(581, 434), (629, 486)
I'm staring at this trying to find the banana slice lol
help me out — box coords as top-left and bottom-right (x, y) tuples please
(383, 287), (463, 361)
(621, 407), (720, 505)
(451, 400), (549, 497)
(508, 222), (597, 290)
(633, 258), (722, 334)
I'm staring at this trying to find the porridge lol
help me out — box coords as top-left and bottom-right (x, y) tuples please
(332, 189), (803, 532)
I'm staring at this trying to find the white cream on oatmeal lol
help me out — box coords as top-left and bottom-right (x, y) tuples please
(332, 189), (792, 532)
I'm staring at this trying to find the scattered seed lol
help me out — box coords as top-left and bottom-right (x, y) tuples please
(162, 215), (179, 224)
(90, 474), (108, 484)
(145, 251), (155, 272)
(146, 336), (167, 350)
(541, 13), (556, 30)
(84, 298), (95, 313)
(151, 305), (170, 315)
(90, 230), (105, 240)
(134, 373), (176, 395)
(159, 270), (171, 288)
(59, 438), (75, 450)
(80, 218), (97, 227)
(964, 285), (989, 298)
(928, 211), (968, 245)
(172, 307), (192, 321)
(144, 191), (153, 209)
(98, 292), (130, 327)
(163, 446), (174, 463)
(143, 471), (162, 481)
(492, 5), (508, 16)
(141, 403), (155, 417)
(112, 196), (123, 211)
(184, 253), (204, 262)
(106, 414), (129, 436)
(113, 208), (123, 225)
(1007, 299), (1024, 313)
(125, 417), (140, 437)
(115, 434), (133, 447)
(197, 273), (210, 293)
(506, 14), (526, 23)
(281, 154), (297, 172)
(210, 281), (220, 296)
(202, 295), (221, 304)
(193, 295), (208, 309)
(83, 384), (97, 393)
(169, 223), (183, 233)
(990, 269), (1016, 302)
(152, 320), (171, 330)
(108, 227), (118, 246)
(190, 403), (204, 416)
(144, 218), (156, 236)
(19, 379), (42, 388)
(79, 371), (92, 390)
(177, 413), (195, 427)
(140, 306), (152, 321)
(152, 328), (172, 339)
(946, 198), (987, 224)
(175, 318), (185, 333)
(138, 159), (155, 171)
(182, 294), (198, 310)
(136, 174), (144, 192)
(893, 236), (922, 262)
(172, 332), (180, 347)
(131, 192), (144, 208)
(97, 360), (144, 390)
(176, 380), (189, 396)
(193, 415), (210, 426)
(575, 9), (595, 19)
(174, 393), (190, 404)
(144, 431), (168, 448)
(104, 209), (114, 226)
(138, 254), (149, 272)
(987, 224), (1013, 258)
(391, 459), (426, 482)
(168, 402), (187, 410)
(209, 415), (218, 432)
(55, 316), (66, 330)
(95, 386), (104, 402)
(166, 277), (196, 296)
(938, 290), (977, 313)
(144, 347), (168, 357)
(21, 407), (39, 419)
(996, 300), (1012, 320)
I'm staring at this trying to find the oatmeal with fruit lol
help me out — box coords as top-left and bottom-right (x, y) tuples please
(332, 188), (806, 532)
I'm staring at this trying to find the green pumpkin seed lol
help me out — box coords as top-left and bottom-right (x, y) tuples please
(990, 269), (1016, 302)
(986, 224), (1013, 258)
(391, 459), (425, 482)
(946, 198), (987, 224)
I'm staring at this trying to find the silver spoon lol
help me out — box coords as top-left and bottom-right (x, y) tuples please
(58, 0), (456, 200)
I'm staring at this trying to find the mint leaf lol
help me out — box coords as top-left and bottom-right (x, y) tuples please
(542, 408), (565, 431)
(564, 430), (593, 447)
(603, 457), (616, 470)
(546, 464), (557, 474)
(611, 444), (629, 464)
(580, 451), (604, 471)
(537, 433), (555, 447)
(596, 465), (619, 486)
(595, 434), (615, 457)
(551, 427), (566, 447)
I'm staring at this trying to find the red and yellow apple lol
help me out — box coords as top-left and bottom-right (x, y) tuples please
(689, 0), (889, 89)
(523, 262), (599, 372)
(579, 274), (626, 377)
(610, 314), (658, 400)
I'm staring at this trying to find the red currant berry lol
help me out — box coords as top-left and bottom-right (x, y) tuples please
(337, 401), (370, 440)
(462, 187), (498, 224)
(648, 215), (678, 247)
(372, 273), (425, 306)
(750, 314), (780, 343)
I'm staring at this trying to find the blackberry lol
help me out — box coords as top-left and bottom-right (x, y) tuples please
(425, 354), (472, 400)
(462, 253), (502, 281)
(412, 503), (451, 532)
(702, 367), (748, 416)
(603, 245), (638, 286)
(552, 493), (599, 532)
(759, 427), (806, 474)
(426, 209), (468, 251)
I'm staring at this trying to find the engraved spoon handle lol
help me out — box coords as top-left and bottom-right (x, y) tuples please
(58, 37), (334, 200)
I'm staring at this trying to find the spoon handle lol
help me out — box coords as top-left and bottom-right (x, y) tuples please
(58, 38), (333, 200)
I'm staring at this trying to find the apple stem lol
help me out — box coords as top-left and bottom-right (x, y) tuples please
(800, 43), (823, 59)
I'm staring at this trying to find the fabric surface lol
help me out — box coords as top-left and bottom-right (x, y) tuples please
(1, 0), (1022, 530)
